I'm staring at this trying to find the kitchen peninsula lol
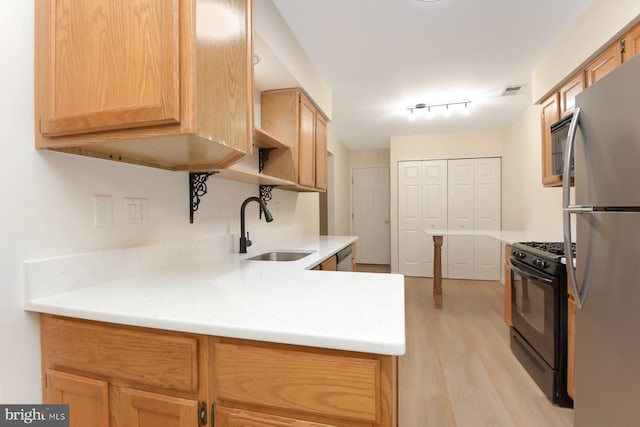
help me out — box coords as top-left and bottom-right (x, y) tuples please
(25, 235), (404, 427)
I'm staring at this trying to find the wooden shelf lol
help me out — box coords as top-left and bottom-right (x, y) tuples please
(254, 128), (288, 149)
(214, 166), (295, 186)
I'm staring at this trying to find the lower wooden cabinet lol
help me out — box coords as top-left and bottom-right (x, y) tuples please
(567, 296), (576, 399)
(40, 314), (396, 427)
(504, 244), (512, 327)
(45, 370), (109, 427)
(115, 387), (198, 427)
(215, 406), (340, 427)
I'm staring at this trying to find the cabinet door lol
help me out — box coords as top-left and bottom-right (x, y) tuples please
(585, 43), (623, 87)
(298, 94), (316, 188)
(319, 255), (337, 271)
(114, 387), (198, 427)
(541, 93), (561, 186)
(215, 406), (339, 427)
(315, 114), (328, 190)
(38, 0), (181, 137)
(559, 73), (585, 118)
(45, 370), (109, 427)
(567, 296), (576, 399)
(623, 23), (640, 61)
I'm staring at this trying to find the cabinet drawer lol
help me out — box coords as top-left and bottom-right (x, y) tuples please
(214, 342), (380, 423)
(41, 315), (198, 394)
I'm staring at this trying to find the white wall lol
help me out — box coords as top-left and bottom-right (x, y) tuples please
(327, 128), (351, 235)
(501, 106), (564, 234)
(389, 131), (503, 272)
(532, 1), (640, 102)
(351, 149), (390, 168)
(0, 1), (320, 402)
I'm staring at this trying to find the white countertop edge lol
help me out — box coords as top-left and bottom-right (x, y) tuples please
(24, 299), (405, 356)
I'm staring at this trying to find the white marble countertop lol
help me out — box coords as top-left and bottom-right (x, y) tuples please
(424, 229), (565, 245)
(23, 235), (405, 356)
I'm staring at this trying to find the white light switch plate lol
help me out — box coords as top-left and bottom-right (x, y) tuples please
(126, 198), (148, 225)
(93, 195), (113, 227)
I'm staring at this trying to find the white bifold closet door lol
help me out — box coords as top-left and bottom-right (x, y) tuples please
(447, 158), (501, 280)
(398, 157), (501, 280)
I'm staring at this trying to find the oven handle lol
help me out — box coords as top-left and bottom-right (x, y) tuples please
(509, 260), (555, 285)
(562, 107), (589, 309)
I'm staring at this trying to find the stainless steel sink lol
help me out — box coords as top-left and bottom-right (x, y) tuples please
(246, 251), (314, 262)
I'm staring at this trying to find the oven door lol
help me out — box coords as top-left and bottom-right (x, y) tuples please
(510, 259), (559, 368)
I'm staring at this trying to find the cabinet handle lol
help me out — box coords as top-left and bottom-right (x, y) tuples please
(198, 401), (207, 426)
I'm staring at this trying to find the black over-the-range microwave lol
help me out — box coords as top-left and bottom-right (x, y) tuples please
(550, 114), (575, 178)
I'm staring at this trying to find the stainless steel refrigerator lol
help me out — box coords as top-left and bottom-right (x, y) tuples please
(563, 53), (640, 427)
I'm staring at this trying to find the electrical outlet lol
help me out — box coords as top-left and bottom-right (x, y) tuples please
(126, 198), (149, 225)
(93, 195), (113, 227)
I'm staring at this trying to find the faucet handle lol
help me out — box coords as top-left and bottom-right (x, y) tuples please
(246, 232), (252, 248)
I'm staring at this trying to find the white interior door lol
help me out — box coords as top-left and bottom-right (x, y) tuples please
(422, 160), (448, 277)
(352, 167), (390, 264)
(398, 162), (424, 276)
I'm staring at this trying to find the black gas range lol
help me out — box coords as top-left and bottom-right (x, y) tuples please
(509, 241), (574, 407)
(511, 241), (575, 275)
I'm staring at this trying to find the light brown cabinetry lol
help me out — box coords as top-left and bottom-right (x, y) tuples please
(45, 370), (109, 427)
(559, 73), (585, 118)
(41, 315), (204, 427)
(40, 314), (396, 427)
(540, 94), (561, 187)
(540, 20), (640, 188)
(622, 23), (640, 61)
(504, 244), (512, 327)
(567, 296), (576, 400)
(261, 88), (329, 192)
(585, 44), (623, 87)
(216, 406), (340, 427)
(35, 0), (254, 171)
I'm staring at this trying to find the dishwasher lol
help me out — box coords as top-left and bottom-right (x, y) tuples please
(336, 245), (353, 272)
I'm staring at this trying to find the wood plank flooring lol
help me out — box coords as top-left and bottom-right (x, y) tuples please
(357, 266), (574, 427)
(400, 277), (573, 427)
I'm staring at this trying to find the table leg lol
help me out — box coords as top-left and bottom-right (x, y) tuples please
(433, 235), (443, 309)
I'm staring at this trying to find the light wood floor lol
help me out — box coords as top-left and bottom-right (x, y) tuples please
(357, 266), (574, 427)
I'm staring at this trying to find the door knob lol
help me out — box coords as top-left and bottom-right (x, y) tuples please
(384, 220), (390, 224)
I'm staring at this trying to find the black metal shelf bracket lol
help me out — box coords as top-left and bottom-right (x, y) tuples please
(189, 172), (218, 224)
(259, 185), (274, 220)
(258, 148), (274, 173)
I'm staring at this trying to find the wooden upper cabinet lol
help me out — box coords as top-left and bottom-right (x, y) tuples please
(298, 94), (317, 188)
(622, 22), (640, 62)
(559, 73), (585, 118)
(35, 0), (254, 171)
(260, 88), (329, 192)
(39, 0), (181, 137)
(315, 114), (328, 191)
(585, 43), (623, 87)
(540, 93), (561, 186)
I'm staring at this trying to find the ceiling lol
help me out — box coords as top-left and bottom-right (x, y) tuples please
(261, 0), (594, 150)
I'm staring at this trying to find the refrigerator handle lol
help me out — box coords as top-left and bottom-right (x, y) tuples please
(562, 108), (589, 309)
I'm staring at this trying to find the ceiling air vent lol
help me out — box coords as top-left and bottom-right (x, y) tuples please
(500, 85), (523, 96)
